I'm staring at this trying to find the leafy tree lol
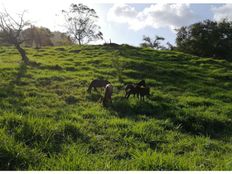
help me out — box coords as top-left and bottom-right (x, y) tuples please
(51, 31), (73, 46)
(0, 9), (30, 64)
(140, 35), (165, 50)
(23, 26), (53, 48)
(176, 19), (232, 60)
(62, 3), (103, 45)
(166, 42), (175, 51)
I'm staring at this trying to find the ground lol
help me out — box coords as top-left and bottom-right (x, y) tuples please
(0, 44), (232, 170)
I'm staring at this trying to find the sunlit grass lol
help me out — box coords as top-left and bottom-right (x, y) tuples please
(0, 45), (232, 170)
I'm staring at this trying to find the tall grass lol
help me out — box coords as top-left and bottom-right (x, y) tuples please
(0, 45), (232, 170)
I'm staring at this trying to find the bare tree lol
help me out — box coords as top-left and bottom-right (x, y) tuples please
(62, 3), (103, 45)
(0, 9), (30, 64)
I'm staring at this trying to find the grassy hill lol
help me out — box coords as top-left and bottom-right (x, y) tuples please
(0, 44), (232, 170)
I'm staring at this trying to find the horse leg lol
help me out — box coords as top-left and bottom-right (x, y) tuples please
(125, 91), (128, 98)
(94, 87), (98, 92)
(87, 86), (92, 93)
(110, 97), (112, 104)
(125, 91), (130, 99)
(137, 92), (139, 99)
(102, 97), (107, 106)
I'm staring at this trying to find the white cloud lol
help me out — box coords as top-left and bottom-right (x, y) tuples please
(107, 3), (197, 31)
(212, 4), (232, 21)
(107, 4), (140, 28)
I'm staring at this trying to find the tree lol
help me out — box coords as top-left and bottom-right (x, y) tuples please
(140, 35), (165, 50)
(166, 42), (175, 50)
(0, 9), (30, 64)
(22, 26), (53, 48)
(62, 3), (103, 45)
(176, 19), (232, 60)
(51, 31), (73, 46)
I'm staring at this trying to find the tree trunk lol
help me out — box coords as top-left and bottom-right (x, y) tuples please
(15, 44), (30, 65)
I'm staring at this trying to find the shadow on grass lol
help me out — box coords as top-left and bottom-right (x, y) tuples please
(12, 63), (28, 85)
(109, 95), (232, 141)
(110, 95), (174, 121)
(0, 63), (29, 114)
(0, 62), (27, 95)
(1, 117), (90, 155)
(86, 91), (104, 102)
(0, 147), (32, 170)
(171, 110), (232, 140)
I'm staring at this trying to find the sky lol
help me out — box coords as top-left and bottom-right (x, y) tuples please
(0, 0), (232, 46)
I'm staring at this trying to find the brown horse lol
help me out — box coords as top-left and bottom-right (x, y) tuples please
(125, 80), (146, 98)
(102, 84), (113, 106)
(137, 80), (146, 87)
(125, 84), (138, 98)
(125, 80), (146, 91)
(87, 79), (110, 93)
(138, 86), (150, 100)
(125, 86), (150, 100)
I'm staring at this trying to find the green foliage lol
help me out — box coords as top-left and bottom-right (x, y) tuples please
(0, 44), (232, 170)
(22, 26), (53, 48)
(176, 19), (232, 60)
(62, 3), (103, 45)
(21, 27), (73, 48)
(140, 35), (166, 50)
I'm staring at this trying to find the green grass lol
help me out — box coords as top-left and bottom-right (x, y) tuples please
(0, 44), (232, 170)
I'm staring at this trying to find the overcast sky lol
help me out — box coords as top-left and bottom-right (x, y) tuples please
(0, 1), (232, 46)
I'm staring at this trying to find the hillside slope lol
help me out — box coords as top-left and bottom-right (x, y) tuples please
(0, 44), (232, 170)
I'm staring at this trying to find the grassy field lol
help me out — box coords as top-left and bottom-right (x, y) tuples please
(0, 44), (232, 170)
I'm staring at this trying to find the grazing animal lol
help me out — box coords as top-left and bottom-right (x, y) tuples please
(103, 84), (113, 106)
(125, 85), (139, 98)
(125, 80), (146, 91)
(125, 84), (135, 92)
(138, 87), (150, 100)
(125, 86), (150, 100)
(125, 84), (138, 98)
(87, 79), (110, 93)
(137, 80), (146, 87)
(125, 80), (146, 98)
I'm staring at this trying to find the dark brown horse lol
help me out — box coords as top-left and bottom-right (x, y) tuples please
(125, 80), (146, 98)
(137, 80), (146, 87)
(125, 80), (146, 91)
(138, 86), (150, 100)
(125, 84), (138, 98)
(125, 86), (150, 100)
(102, 84), (113, 106)
(87, 79), (110, 93)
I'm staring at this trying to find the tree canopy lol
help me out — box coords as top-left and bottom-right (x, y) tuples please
(22, 26), (53, 48)
(62, 3), (103, 45)
(176, 19), (232, 60)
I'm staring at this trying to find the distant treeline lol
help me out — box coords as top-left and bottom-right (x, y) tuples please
(141, 19), (232, 61)
(0, 25), (73, 48)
